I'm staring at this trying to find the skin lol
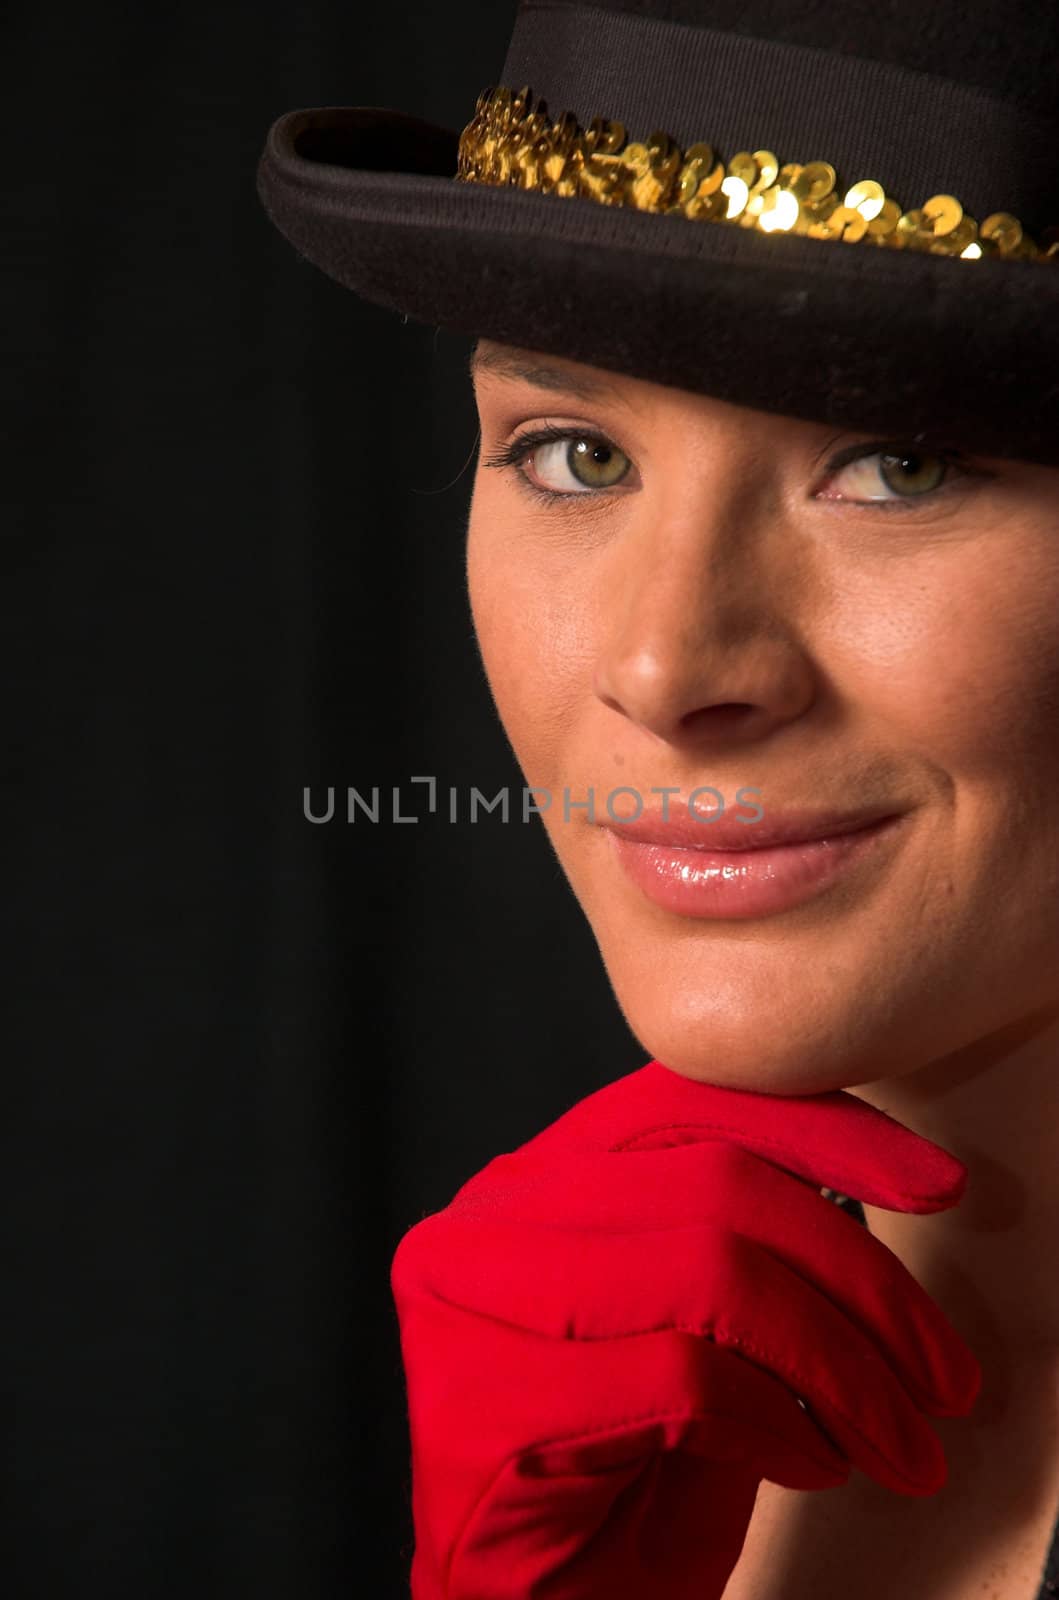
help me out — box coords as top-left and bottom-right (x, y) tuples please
(466, 339), (1059, 1590)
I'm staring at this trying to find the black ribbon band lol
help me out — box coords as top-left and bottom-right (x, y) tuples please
(500, 0), (1057, 232)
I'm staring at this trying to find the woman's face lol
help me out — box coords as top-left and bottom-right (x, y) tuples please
(466, 341), (1059, 1093)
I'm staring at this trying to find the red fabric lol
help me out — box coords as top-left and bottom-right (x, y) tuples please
(390, 1060), (982, 1599)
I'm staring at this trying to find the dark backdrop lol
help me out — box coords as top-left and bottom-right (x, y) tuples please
(6, 4), (643, 1595)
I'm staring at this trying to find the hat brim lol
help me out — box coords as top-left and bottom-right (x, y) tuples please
(257, 105), (1059, 466)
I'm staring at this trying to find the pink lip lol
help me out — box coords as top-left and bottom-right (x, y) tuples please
(602, 810), (909, 920)
(599, 804), (903, 851)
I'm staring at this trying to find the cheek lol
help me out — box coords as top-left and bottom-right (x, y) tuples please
(822, 537), (1059, 961)
(826, 544), (1059, 782)
(467, 499), (597, 776)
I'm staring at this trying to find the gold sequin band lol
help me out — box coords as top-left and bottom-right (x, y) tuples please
(455, 84), (1059, 266)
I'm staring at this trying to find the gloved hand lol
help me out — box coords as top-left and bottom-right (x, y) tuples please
(390, 1059), (981, 1599)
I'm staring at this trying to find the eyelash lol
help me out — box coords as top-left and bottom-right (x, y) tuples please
(479, 422), (981, 511)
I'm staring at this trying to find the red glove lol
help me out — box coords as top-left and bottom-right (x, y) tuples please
(390, 1060), (981, 1600)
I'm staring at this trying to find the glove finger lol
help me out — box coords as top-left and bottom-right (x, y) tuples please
(395, 1212), (947, 1494)
(438, 1140), (980, 1418)
(524, 1333), (850, 1493)
(396, 1281), (850, 1600)
(710, 1144), (981, 1417)
(549, 1221), (951, 1496)
(675, 1225), (950, 1495)
(510, 1060), (968, 1214)
(456, 1344), (850, 1600)
(395, 1275), (851, 1490)
(453, 1448), (760, 1600)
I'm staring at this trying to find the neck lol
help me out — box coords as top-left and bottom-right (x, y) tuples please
(851, 1006), (1059, 1366)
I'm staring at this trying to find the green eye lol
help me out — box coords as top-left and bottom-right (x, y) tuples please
(875, 450), (947, 497)
(819, 440), (972, 506)
(539, 435), (632, 491)
(480, 425), (982, 510)
(480, 425), (633, 498)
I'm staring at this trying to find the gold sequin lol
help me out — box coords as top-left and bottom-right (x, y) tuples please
(455, 84), (1059, 266)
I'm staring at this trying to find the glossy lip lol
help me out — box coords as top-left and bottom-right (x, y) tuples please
(597, 804), (908, 852)
(602, 810), (910, 920)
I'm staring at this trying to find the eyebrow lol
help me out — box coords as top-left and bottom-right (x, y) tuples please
(467, 342), (635, 410)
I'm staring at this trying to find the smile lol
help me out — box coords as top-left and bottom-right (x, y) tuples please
(603, 812), (908, 919)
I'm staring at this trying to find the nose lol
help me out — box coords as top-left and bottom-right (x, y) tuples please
(592, 490), (817, 748)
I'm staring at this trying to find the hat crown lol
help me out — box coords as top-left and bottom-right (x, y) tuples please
(256, 0), (1059, 469)
(498, 0), (1058, 233)
(509, 0), (1059, 120)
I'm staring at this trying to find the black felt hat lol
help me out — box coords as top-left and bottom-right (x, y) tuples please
(256, 0), (1059, 466)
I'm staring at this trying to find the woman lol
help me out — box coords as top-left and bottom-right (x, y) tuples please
(256, 0), (1059, 1594)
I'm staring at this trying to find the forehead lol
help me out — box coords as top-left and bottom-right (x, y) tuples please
(468, 341), (638, 410)
(467, 340), (834, 451)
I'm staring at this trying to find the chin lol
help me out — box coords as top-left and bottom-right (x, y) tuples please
(600, 956), (959, 1100)
(627, 1027), (873, 1098)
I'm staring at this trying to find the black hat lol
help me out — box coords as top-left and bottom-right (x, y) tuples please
(256, 0), (1059, 466)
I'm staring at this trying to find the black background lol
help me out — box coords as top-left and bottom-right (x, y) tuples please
(6, 4), (643, 1594)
